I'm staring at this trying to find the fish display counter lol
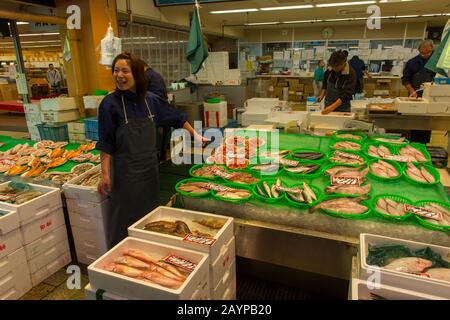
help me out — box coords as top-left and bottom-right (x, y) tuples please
(175, 131), (450, 283)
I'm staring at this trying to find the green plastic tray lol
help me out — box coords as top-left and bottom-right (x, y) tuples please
(328, 139), (362, 153)
(403, 163), (441, 186)
(284, 183), (323, 209)
(252, 178), (286, 204)
(289, 148), (327, 164)
(328, 150), (367, 167)
(362, 141), (397, 161)
(324, 180), (372, 198)
(188, 164), (223, 180)
(395, 143), (432, 164)
(247, 158), (285, 177)
(211, 182), (253, 203)
(316, 195), (372, 220)
(332, 130), (368, 143)
(370, 134), (409, 146)
(413, 200), (450, 232)
(283, 159), (324, 179)
(370, 194), (414, 222)
(322, 163), (367, 176)
(367, 158), (404, 182)
(175, 178), (211, 198)
(225, 171), (260, 188)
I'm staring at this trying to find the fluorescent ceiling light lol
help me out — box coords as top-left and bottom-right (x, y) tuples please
(246, 22), (279, 25)
(210, 8), (258, 14)
(326, 18), (353, 21)
(317, 1), (376, 7)
(283, 20), (323, 24)
(394, 15), (419, 18)
(19, 32), (60, 36)
(260, 5), (313, 11)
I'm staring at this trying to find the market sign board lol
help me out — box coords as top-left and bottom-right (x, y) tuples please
(154, 0), (243, 6)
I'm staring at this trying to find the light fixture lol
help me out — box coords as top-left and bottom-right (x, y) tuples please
(325, 18), (353, 21)
(210, 8), (258, 14)
(393, 15), (420, 18)
(260, 5), (314, 11)
(283, 20), (323, 24)
(19, 32), (60, 36)
(245, 22), (279, 26)
(317, 1), (376, 7)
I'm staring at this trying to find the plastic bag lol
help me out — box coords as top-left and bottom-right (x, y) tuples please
(99, 23), (121, 67)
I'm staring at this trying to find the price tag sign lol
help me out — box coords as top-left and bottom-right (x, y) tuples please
(383, 154), (410, 162)
(183, 234), (217, 246)
(163, 254), (197, 272)
(404, 204), (441, 221)
(331, 176), (361, 186)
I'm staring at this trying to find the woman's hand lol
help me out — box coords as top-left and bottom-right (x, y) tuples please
(321, 106), (333, 115)
(98, 173), (111, 196)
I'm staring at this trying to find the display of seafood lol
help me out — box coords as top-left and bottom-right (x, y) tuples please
(35, 140), (68, 150)
(0, 159), (15, 173)
(71, 163), (95, 175)
(64, 149), (82, 160)
(326, 183), (371, 196)
(384, 257), (433, 273)
(46, 157), (68, 168)
(420, 203), (450, 226)
(144, 220), (193, 237)
(291, 151), (324, 161)
(79, 142), (96, 152)
(374, 136), (406, 144)
(31, 148), (51, 158)
(375, 198), (407, 217)
(178, 182), (210, 194)
(325, 166), (368, 179)
(91, 154), (101, 163)
(194, 219), (225, 230)
(370, 160), (400, 178)
(278, 158), (299, 167)
(0, 184), (43, 204)
(285, 164), (320, 175)
(367, 145), (392, 158)
(21, 165), (46, 178)
(225, 158), (249, 170)
(71, 153), (93, 163)
(398, 145), (427, 162)
(285, 183), (318, 204)
(331, 141), (361, 151)
(215, 187), (251, 199)
(227, 172), (259, 185)
(50, 173), (76, 185)
(8, 143), (30, 155)
(104, 249), (190, 289)
(335, 133), (363, 141)
(191, 165), (224, 178)
(405, 163), (435, 183)
(77, 171), (100, 187)
(259, 150), (289, 159)
(5, 164), (28, 176)
(314, 197), (368, 215)
(330, 151), (365, 165)
(255, 178), (284, 199)
(249, 164), (280, 173)
(423, 268), (450, 282)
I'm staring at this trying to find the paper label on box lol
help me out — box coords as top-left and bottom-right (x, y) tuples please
(331, 176), (361, 186)
(183, 234), (217, 246)
(404, 204), (441, 221)
(163, 254), (197, 272)
(383, 154), (410, 162)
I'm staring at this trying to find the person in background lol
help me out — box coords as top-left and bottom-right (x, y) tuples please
(143, 62), (168, 101)
(46, 63), (61, 94)
(402, 39), (436, 143)
(96, 52), (207, 247)
(313, 60), (325, 97)
(317, 50), (357, 114)
(348, 55), (370, 95)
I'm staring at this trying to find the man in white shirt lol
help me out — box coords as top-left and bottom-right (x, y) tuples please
(46, 64), (61, 94)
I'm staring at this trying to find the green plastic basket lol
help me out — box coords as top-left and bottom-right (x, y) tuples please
(363, 141), (397, 161)
(403, 163), (441, 186)
(328, 150), (367, 167)
(188, 164), (224, 180)
(289, 148), (327, 164)
(328, 139), (362, 153)
(413, 200), (450, 232)
(252, 178), (286, 204)
(316, 195), (372, 220)
(395, 143), (432, 164)
(283, 159), (324, 179)
(324, 180), (372, 198)
(370, 194), (414, 222)
(247, 157), (285, 177)
(322, 163), (367, 177)
(332, 130), (368, 143)
(284, 183), (323, 209)
(225, 171), (260, 188)
(367, 158), (404, 182)
(211, 183), (253, 203)
(175, 178), (212, 198)
(370, 134), (409, 146)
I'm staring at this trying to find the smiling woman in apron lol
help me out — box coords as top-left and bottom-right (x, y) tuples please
(318, 51), (357, 115)
(96, 53), (206, 248)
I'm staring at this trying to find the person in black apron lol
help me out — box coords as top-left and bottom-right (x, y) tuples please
(318, 51), (357, 114)
(402, 39), (436, 144)
(96, 53), (206, 248)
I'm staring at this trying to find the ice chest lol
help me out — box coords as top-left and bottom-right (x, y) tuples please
(0, 247), (32, 300)
(66, 198), (109, 221)
(359, 233), (450, 299)
(40, 97), (78, 111)
(88, 237), (210, 300)
(72, 225), (108, 257)
(30, 251), (71, 287)
(28, 239), (70, 273)
(24, 224), (68, 261)
(41, 109), (80, 123)
(0, 182), (62, 224)
(0, 209), (21, 259)
(63, 165), (106, 203)
(20, 208), (65, 245)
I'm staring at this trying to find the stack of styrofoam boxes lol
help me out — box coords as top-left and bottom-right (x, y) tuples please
(358, 233), (450, 299)
(62, 165), (109, 265)
(0, 208), (32, 299)
(423, 82), (450, 115)
(68, 121), (86, 144)
(83, 95), (105, 110)
(128, 206), (236, 300)
(86, 237), (210, 300)
(24, 103), (42, 141)
(40, 97), (80, 124)
(241, 98), (280, 127)
(0, 182), (70, 288)
(394, 97), (429, 115)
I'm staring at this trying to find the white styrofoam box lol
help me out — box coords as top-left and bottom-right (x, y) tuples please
(222, 275), (236, 300)
(128, 206), (234, 272)
(0, 229), (22, 260)
(25, 113), (42, 123)
(84, 283), (129, 300)
(69, 210), (107, 233)
(24, 224), (67, 261)
(88, 237), (210, 300)
(24, 103), (40, 113)
(28, 238), (70, 273)
(0, 247), (32, 300)
(40, 109), (80, 123)
(245, 98), (280, 112)
(241, 112), (271, 127)
(395, 97), (429, 114)
(40, 97), (78, 111)
(62, 165), (106, 203)
(212, 259), (236, 300)
(20, 208), (65, 245)
(264, 111), (309, 127)
(72, 225), (108, 257)
(210, 237), (235, 290)
(31, 251), (71, 287)
(204, 100), (228, 128)
(69, 132), (86, 143)
(224, 69), (241, 86)
(427, 102), (450, 114)
(83, 95), (105, 109)
(423, 82), (450, 97)
(76, 247), (103, 266)
(427, 96), (450, 103)
(309, 112), (355, 128)
(0, 209), (19, 237)
(351, 279), (445, 300)
(190, 278), (210, 300)
(66, 198), (109, 219)
(0, 182), (61, 225)
(68, 121), (85, 134)
(360, 233), (450, 299)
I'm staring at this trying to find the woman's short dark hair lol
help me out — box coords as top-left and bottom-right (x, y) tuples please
(112, 52), (148, 101)
(328, 50), (347, 67)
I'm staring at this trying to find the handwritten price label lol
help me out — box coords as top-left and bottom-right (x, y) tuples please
(163, 254), (197, 272)
(331, 176), (361, 186)
(183, 234), (217, 246)
(404, 204), (441, 221)
(39, 219), (53, 231)
(0, 244), (6, 252)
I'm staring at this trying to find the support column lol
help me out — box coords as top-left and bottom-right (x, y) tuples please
(9, 20), (29, 104)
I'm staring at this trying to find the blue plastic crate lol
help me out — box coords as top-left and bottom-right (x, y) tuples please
(36, 123), (69, 142)
(85, 117), (99, 141)
(434, 77), (450, 85)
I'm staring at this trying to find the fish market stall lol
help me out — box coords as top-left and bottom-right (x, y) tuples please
(175, 131), (450, 287)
